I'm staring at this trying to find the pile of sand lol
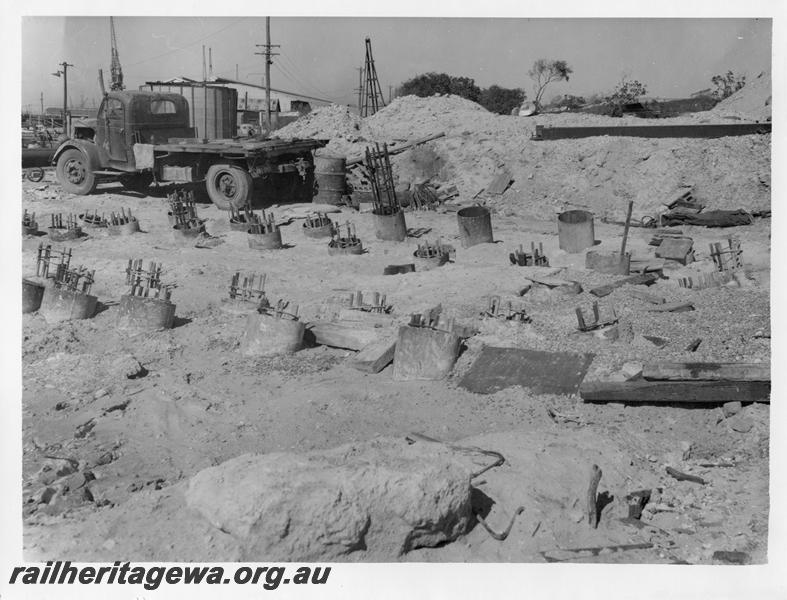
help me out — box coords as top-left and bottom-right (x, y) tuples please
(279, 92), (770, 220)
(709, 71), (771, 122)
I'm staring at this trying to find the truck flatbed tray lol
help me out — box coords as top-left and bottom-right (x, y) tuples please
(156, 138), (327, 156)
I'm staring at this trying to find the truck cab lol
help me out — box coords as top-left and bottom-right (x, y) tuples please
(94, 91), (193, 171)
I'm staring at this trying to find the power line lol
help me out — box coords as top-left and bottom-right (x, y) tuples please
(126, 19), (244, 67)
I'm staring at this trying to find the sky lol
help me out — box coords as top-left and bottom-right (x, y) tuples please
(21, 16), (772, 112)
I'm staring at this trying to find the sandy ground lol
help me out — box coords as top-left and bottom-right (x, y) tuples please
(20, 157), (770, 563)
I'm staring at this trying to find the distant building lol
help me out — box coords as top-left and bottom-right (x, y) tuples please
(142, 76), (333, 134)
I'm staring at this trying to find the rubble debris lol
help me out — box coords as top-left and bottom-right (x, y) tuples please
(685, 338), (703, 352)
(458, 347), (594, 396)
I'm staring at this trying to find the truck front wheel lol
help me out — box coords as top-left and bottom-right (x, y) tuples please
(55, 148), (97, 195)
(205, 164), (252, 210)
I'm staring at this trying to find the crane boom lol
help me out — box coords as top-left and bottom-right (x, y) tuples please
(110, 16), (124, 91)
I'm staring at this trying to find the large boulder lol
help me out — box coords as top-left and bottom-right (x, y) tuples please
(186, 437), (473, 560)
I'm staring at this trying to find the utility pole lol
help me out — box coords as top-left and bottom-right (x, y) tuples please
(209, 47), (213, 79)
(388, 85), (393, 103)
(255, 17), (279, 132)
(40, 92), (44, 125)
(51, 61), (73, 135)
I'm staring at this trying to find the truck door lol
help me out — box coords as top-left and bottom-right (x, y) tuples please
(104, 97), (128, 162)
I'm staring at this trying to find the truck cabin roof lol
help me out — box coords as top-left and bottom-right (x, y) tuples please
(102, 91), (190, 126)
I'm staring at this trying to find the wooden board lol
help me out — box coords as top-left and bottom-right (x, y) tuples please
(458, 346), (594, 396)
(589, 273), (658, 297)
(656, 238), (694, 262)
(627, 289), (666, 304)
(648, 301), (694, 313)
(580, 380), (770, 403)
(349, 335), (398, 374)
(305, 321), (384, 351)
(643, 362), (770, 382)
(484, 171), (513, 195)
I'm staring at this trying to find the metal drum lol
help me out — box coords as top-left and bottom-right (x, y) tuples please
(314, 155), (346, 205)
(558, 210), (595, 253)
(457, 205), (493, 248)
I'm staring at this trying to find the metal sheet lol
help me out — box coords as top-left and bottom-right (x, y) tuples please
(458, 346), (594, 396)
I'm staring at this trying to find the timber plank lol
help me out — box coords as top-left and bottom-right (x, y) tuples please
(349, 335), (397, 373)
(589, 273), (658, 297)
(643, 362), (770, 382)
(580, 380), (770, 403)
(485, 171), (513, 195)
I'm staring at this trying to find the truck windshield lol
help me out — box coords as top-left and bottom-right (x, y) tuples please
(150, 100), (177, 114)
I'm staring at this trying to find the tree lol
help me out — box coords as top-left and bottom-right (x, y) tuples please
(528, 59), (572, 111)
(479, 85), (526, 115)
(605, 78), (649, 115)
(711, 71), (746, 100)
(399, 72), (481, 102)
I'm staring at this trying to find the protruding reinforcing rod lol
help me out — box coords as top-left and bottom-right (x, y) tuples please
(125, 259), (174, 300)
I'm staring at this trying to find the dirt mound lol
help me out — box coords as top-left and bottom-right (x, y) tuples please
(710, 71), (771, 122)
(365, 94), (494, 140)
(276, 104), (371, 156)
(276, 93), (770, 219)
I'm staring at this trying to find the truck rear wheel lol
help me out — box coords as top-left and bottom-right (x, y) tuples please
(56, 148), (97, 195)
(206, 164), (252, 210)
